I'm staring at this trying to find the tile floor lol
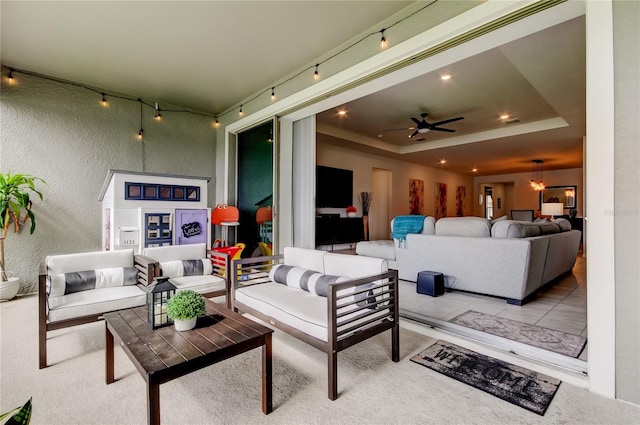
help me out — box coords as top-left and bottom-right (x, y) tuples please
(399, 255), (588, 361)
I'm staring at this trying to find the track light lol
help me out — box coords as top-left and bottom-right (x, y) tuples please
(271, 87), (275, 101)
(380, 29), (387, 48)
(154, 102), (162, 121)
(314, 64), (319, 80)
(101, 93), (108, 107)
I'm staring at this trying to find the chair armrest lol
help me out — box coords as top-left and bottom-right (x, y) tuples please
(326, 269), (399, 346)
(134, 254), (158, 286)
(230, 254), (284, 288)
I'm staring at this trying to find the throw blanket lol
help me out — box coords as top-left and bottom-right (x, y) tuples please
(391, 215), (425, 246)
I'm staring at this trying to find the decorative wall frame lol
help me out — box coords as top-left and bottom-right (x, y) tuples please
(539, 185), (577, 209)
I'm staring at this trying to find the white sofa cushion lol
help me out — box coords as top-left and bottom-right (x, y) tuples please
(237, 282), (329, 341)
(355, 240), (396, 261)
(324, 252), (388, 277)
(169, 274), (226, 295)
(435, 217), (492, 237)
(47, 286), (147, 323)
(143, 243), (207, 262)
(46, 249), (134, 275)
(283, 247), (326, 272)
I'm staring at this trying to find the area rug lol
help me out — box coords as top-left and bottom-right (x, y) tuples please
(411, 340), (561, 416)
(450, 310), (586, 358)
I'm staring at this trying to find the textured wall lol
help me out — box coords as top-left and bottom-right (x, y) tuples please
(1, 71), (216, 293)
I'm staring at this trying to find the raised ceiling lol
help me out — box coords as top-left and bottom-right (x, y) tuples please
(316, 15), (586, 176)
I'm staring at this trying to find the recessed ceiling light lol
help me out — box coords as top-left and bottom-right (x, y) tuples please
(439, 159), (447, 165)
(338, 110), (347, 116)
(500, 114), (510, 120)
(472, 168), (478, 173)
(441, 74), (452, 81)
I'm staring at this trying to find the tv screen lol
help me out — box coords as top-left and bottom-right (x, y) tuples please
(316, 165), (353, 208)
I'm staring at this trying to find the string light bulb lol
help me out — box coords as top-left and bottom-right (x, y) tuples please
(100, 93), (108, 107)
(271, 87), (275, 101)
(214, 116), (219, 128)
(137, 99), (144, 140)
(239, 105), (243, 116)
(314, 64), (319, 80)
(154, 102), (162, 121)
(7, 68), (14, 84)
(380, 29), (387, 48)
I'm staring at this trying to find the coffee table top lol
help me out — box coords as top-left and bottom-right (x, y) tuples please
(104, 299), (273, 379)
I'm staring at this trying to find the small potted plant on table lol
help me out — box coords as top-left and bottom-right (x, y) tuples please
(166, 290), (206, 331)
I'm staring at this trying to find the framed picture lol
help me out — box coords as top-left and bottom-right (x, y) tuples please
(540, 185), (577, 209)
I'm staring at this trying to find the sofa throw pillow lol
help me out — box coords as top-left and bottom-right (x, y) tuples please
(48, 266), (138, 297)
(159, 259), (213, 278)
(269, 264), (376, 308)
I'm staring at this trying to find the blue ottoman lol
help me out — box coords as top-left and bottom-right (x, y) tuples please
(417, 271), (444, 297)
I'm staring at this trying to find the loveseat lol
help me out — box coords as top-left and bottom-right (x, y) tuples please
(230, 247), (399, 400)
(356, 216), (581, 305)
(38, 245), (232, 368)
(142, 243), (230, 306)
(38, 249), (155, 368)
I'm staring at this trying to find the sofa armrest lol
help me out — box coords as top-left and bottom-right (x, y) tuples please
(327, 270), (398, 348)
(230, 254), (284, 309)
(134, 254), (158, 286)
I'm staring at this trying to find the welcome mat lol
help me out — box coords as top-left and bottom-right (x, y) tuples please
(411, 341), (561, 416)
(450, 310), (586, 358)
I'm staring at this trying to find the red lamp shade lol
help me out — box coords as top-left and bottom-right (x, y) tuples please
(256, 206), (272, 224)
(211, 204), (240, 225)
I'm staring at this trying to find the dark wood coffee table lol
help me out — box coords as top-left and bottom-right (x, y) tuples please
(104, 299), (273, 425)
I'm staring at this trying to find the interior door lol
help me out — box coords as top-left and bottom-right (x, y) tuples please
(175, 209), (208, 245)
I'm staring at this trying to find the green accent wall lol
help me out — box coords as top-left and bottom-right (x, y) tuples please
(237, 122), (273, 254)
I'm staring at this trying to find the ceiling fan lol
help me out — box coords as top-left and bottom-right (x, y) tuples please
(383, 113), (464, 141)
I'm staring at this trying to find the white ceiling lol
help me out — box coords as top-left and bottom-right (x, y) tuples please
(1, 1), (585, 177)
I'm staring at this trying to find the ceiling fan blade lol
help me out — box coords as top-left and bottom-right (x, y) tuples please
(410, 117), (423, 126)
(429, 116), (464, 127)
(430, 127), (456, 132)
(382, 127), (412, 132)
(414, 138), (426, 142)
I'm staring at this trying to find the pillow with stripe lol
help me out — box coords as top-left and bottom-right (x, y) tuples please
(268, 264), (375, 308)
(48, 266), (138, 297)
(159, 259), (213, 278)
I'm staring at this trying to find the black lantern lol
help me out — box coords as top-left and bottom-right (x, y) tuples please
(147, 276), (176, 329)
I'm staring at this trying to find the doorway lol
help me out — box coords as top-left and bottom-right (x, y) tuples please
(371, 168), (392, 241)
(236, 121), (274, 256)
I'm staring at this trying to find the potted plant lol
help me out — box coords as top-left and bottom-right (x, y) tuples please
(0, 173), (45, 301)
(346, 205), (357, 217)
(166, 290), (206, 331)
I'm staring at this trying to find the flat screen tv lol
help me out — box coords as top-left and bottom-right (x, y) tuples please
(316, 165), (353, 208)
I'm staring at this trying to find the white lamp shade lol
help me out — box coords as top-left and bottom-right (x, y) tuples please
(541, 202), (564, 216)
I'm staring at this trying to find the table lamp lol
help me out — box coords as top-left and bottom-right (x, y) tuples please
(541, 202), (564, 219)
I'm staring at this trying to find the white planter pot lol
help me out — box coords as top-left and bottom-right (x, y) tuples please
(174, 317), (197, 331)
(0, 277), (20, 301)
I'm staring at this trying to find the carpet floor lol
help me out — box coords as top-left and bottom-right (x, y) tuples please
(2, 295), (639, 425)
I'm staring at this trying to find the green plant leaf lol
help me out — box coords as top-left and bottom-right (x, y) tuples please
(1, 397), (32, 425)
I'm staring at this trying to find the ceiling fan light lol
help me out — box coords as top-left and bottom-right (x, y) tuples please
(418, 128), (430, 133)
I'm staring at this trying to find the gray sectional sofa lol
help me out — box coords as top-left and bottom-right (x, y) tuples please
(356, 216), (581, 305)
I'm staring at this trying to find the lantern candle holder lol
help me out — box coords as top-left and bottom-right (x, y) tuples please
(147, 276), (177, 329)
